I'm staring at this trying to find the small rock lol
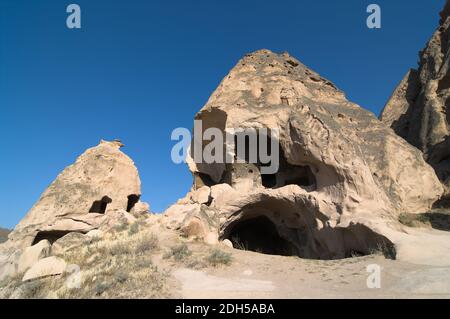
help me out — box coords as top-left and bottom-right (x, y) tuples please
(221, 239), (233, 248)
(204, 232), (219, 245)
(190, 186), (211, 204)
(86, 229), (103, 239)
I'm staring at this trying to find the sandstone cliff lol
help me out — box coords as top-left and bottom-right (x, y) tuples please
(381, 0), (450, 191)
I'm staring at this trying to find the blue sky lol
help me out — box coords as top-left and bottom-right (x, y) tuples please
(0, 0), (445, 228)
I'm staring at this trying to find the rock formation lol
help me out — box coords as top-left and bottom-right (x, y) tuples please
(0, 228), (10, 244)
(381, 0), (450, 193)
(0, 140), (150, 281)
(164, 49), (445, 260)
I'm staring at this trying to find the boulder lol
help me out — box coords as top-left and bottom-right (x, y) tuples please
(131, 201), (150, 214)
(22, 256), (66, 282)
(221, 239), (233, 248)
(190, 186), (211, 204)
(86, 229), (103, 239)
(0, 250), (21, 282)
(381, 0), (450, 191)
(17, 240), (51, 274)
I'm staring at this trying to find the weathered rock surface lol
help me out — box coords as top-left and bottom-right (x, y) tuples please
(381, 0), (450, 191)
(17, 240), (51, 274)
(3, 140), (143, 250)
(165, 49), (446, 261)
(50, 232), (86, 256)
(22, 256), (66, 282)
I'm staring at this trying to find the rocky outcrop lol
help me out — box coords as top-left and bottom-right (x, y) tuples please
(22, 256), (67, 282)
(381, 0), (450, 191)
(164, 49), (445, 260)
(17, 240), (51, 274)
(4, 140), (145, 249)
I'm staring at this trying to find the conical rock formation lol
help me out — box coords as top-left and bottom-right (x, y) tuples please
(165, 49), (445, 261)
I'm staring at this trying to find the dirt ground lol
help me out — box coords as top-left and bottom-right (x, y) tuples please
(166, 241), (450, 299)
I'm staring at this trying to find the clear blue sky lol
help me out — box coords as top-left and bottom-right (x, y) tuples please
(0, 0), (445, 229)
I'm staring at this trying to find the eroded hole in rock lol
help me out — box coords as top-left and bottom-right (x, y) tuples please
(194, 172), (215, 188)
(221, 205), (396, 260)
(261, 174), (277, 188)
(230, 130), (317, 191)
(227, 216), (297, 256)
(126, 194), (140, 212)
(32, 230), (83, 245)
(438, 75), (450, 92)
(89, 196), (112, 214)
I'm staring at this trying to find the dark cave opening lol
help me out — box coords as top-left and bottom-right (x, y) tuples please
(226, 215), (297, 256)
(194, 172), (215, 188)
(89, 196), (112, 214)
(261, 174), (277, 188)
(126, 194), (140, 212)
(32, 230), (83, 245)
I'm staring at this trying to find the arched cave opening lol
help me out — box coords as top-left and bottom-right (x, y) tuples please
(226, 215), (297, 256)
(220, 204), (396, 260)
(126, 194), (140, 212)
(89, 196), (112, 214)
(32, 230), (84, 245)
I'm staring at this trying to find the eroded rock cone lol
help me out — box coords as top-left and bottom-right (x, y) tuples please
(165, 49), (445, 261)
(5, 140), (146, 249)
(381, 0), (450, 193)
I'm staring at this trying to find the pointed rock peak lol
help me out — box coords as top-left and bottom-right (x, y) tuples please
(440, 0), (450, 24)
(99, 139), (124, 149)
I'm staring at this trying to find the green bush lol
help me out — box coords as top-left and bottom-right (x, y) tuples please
(206, 249), (232, 267)
(164, 243), (192, 261)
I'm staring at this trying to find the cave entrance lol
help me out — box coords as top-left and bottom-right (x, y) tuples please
(227, 216), (296, 256)
(126, 194), (140, 212)
(89, 196), (112, 214)
(32, 230), (82, 245)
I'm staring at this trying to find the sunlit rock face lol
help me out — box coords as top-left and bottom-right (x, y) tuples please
(164, 49), (444, 260)
(381, 0), (450, 192)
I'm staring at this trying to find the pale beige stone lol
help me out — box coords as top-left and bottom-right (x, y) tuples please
(190, 186), (211, 204)
(86, 229), (103, 239)
(22, 256), (66, 282)
(17, 240), (51, 274)
(221, 239), (233, 248)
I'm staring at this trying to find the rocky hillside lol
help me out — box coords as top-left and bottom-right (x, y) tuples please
(381, 0), (450, 192)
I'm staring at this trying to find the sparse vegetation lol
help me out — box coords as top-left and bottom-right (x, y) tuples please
(231, 236), (248, 251)
(128, 222), (140, 236)
(112, 222), (128, 233)
(134, 232), (159, 255)
(399, 212), (431, 227)
(108, 240), (130, 256)
(164, 243), (192, 261)
(206, 249), (232, 267)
